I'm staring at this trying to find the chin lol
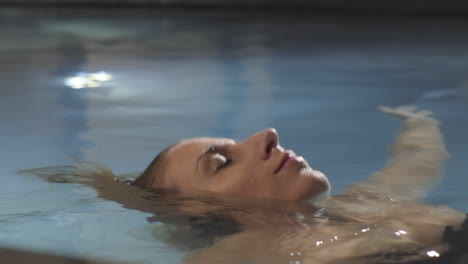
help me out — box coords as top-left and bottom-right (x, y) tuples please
(312, 169), (331, 191)
(297, 169), (331, 200)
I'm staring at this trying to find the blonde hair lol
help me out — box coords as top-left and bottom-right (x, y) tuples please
(131, 144), (174, 188)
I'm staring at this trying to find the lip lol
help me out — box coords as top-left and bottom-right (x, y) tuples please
(275, 152), (300, 174)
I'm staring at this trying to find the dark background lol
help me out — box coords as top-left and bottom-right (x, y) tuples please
(2, 0), (468, 16)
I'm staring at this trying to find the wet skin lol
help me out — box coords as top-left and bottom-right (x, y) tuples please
(154, 128), (330, 201)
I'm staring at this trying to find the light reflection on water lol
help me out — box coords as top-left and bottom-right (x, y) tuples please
(65, 71), (112, 89)
(1, 7), (468, 264)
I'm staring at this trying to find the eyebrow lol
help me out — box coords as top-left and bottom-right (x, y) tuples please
(195, 141), (238, 172)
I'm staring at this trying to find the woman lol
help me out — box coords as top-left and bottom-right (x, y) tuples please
(131, 127), (330, 201)
(23, 106), (467, 264)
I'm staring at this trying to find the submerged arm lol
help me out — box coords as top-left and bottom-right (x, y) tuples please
(366, 106), (449, 200)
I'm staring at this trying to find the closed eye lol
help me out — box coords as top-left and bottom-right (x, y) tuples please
(215, 157), (232, 172)
(211, 152), (232, 173)
(197, 143), (236, 174)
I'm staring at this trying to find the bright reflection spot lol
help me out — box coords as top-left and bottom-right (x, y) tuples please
(88, 80), (101, 88)
(65, 76), (87, 89)
(65, 71), (112, 89)
(361, 228), (370, 232)
(90, 71), (112, 82)
(315, 241), (324, 246)
(427, 250), (440, 258)
(333, 235), (338, 240)
(394, 230), (407, 237)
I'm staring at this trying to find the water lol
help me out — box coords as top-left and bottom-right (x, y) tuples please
(1, 7), (468, 263)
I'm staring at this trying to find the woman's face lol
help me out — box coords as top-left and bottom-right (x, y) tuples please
(156, 128), (330, 201)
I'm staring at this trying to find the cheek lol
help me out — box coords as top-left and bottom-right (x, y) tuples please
(215, 167), (260, 196)
(223, 172), (287, 199)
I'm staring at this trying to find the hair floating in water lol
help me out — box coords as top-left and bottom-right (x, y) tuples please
(19, 157), (139, 187)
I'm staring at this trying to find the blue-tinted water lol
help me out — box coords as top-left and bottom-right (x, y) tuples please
(1, 8), (467, 263)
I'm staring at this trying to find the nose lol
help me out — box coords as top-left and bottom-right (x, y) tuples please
(242, 128), (279, 161)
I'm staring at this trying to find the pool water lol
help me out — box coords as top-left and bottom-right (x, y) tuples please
(1, 7), (468, 263)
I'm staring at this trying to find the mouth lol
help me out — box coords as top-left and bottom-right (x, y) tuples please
(274, 151), (297, 174)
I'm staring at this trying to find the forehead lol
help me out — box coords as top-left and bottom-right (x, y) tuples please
(171, 137), (236, 154)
